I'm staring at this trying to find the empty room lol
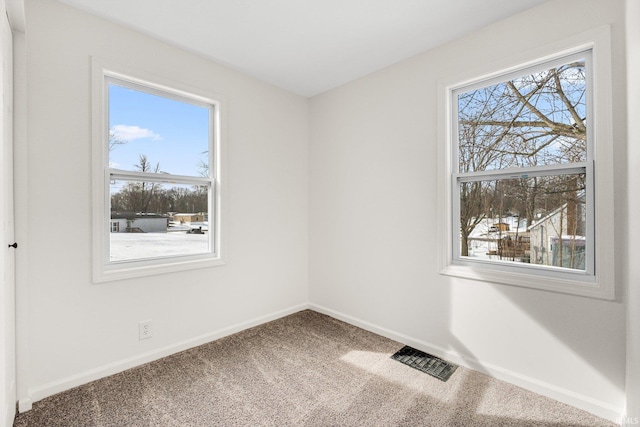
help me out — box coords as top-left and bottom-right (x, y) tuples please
(1, 0), (639, 425)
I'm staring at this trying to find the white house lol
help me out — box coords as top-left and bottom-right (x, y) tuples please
(109, 214), (169, 233)
(528, 193), (587, 269)
(1, 0), (639, 426)
(109, 217), (168, 233)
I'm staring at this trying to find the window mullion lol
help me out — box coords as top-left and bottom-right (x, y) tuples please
(109, 169), (213, 186)
(456, 163), (588, 182)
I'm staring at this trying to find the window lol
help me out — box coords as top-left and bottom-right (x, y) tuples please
(92, 59), (225, 282)
(438, 28), (614, 299)
(454, 51), (593, 273)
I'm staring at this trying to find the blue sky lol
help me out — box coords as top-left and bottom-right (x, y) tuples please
(108, 83), (210, 177)
(456, 60), (587, 172)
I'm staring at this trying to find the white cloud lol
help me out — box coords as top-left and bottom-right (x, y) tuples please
(111, 125), (161, 142)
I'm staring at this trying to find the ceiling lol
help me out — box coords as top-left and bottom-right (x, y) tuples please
(56, 0), (549, 97)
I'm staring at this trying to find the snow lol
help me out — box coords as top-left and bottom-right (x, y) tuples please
(465, 216), (528, 261)
(110, 231), (208, 262)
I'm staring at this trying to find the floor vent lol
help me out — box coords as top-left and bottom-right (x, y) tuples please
(391, 345), (458, 382)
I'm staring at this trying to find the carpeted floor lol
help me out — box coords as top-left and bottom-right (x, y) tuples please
(13, 310), (616, 426)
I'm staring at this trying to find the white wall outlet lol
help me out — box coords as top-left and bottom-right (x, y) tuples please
(139, 320), (153, 340)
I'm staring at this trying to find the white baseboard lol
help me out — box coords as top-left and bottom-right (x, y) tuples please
(309, 303), (623, 424)
(17, 396), (31, 413)
(18, 302), (624, 424)
(22, 303), (309, 410)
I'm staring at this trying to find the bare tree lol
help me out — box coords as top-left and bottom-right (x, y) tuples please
(110, 155), (208, 217)
(457, 61), (587, 257)
(197, 150), (209, 178)
(109, 129), (126, 152)
(134, 154), (162, 213)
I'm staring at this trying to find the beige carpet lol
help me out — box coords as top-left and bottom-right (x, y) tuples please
(14, 310), (616, 426)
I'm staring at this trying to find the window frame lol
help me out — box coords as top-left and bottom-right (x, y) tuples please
(437, 27), (615, 299)
(92, 58), (226, 283)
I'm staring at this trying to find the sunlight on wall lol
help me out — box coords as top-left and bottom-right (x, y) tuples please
(448, 279), (624, 411)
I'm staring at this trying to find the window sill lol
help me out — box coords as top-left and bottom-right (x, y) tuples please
(93, 255), (226, 283)
(440, 262), (613, 300)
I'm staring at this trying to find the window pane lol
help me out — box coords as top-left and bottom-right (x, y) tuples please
(110, 180), (209, 262)
(109, 82), (210, 177)
(459, 173), (586, 271)
(457, 60), (586, 172)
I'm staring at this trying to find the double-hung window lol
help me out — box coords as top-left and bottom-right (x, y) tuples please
(439, 29), (614, 299)
(92, 59), (225, 282)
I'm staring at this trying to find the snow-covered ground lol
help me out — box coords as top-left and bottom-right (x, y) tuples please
(465, 216), (528, 261)
(110, 227), (209, 262)
(168, 221), (208, 232)
(469, 216), (527, 237)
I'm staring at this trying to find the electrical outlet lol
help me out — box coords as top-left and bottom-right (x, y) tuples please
(139, 320), (153, 340)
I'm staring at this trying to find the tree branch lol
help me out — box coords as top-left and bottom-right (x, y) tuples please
(551, 68), (586, 133)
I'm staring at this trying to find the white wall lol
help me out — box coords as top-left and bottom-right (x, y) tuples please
(309, 0), (627, 421)
(625, 0), (640, 422)
(16, 0), (308, 407)
(15, 0), (634, 422)
(0, 1), (15, 425)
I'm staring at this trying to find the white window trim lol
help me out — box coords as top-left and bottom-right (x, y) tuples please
(91, 57), (227, 283)
(437, 26), (615, 300)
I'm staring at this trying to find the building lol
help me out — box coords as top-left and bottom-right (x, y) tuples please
(1, 1), (638, 425)
(171, 213), (206, 225)
(110, 214), (169, 233)
(528, 193), (587, 269)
